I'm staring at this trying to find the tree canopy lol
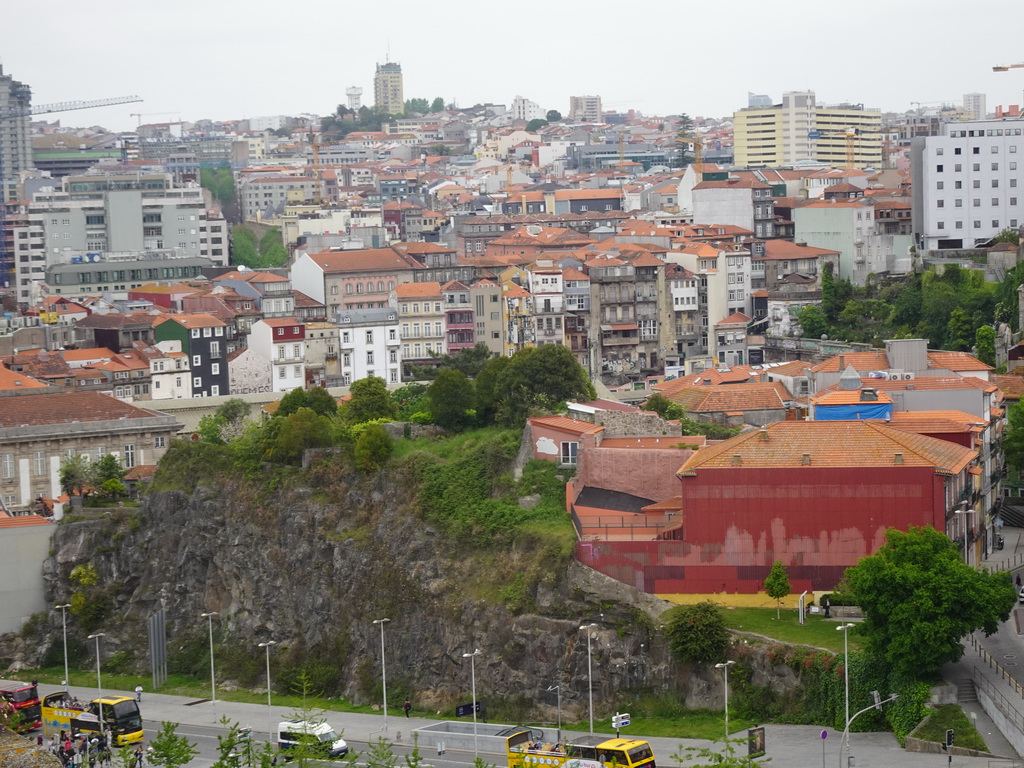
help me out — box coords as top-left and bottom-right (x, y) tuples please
(343, 376), (397, 425)
(663, 601), (730, 664)
(492, 345), (596, 427)
(764, 560), (791, 619)
(845, 526), (1016, 680)
(231, 225), (288, 269)
(427, 370), (476, 431)
(526, 119), (548, 132)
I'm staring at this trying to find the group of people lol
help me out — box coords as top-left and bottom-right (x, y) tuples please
(45, 731), (144, 768)
(46, 730), (114, 768)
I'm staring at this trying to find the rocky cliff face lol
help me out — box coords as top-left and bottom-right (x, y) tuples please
(2, 461), (804, 721)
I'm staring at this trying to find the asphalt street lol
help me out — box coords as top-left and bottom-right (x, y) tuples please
(5, 679), (1018, 768)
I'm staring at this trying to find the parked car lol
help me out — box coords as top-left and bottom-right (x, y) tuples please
(1018, 586), (1024, 604)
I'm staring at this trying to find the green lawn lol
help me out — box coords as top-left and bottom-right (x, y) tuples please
(564, 710), (754, 741)
(721, 608), (863, 653)
(913, 704), (988, 752)
(390, 426), (514, 459)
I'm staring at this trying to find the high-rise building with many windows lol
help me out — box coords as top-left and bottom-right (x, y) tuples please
(0, 66), (33, 204)
(373, 62), (404, 116)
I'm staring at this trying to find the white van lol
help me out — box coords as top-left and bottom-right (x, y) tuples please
(277, 720), (349, 759)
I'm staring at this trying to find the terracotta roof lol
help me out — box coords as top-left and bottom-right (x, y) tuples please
(0, 364), (47, 391)
(600, 437), (705, 449)
(562, 267), (590, 281)
(694, 178), (772, 190)
(812, 388), (893, 405)
(663, 381), (791, 413)
(260, 317), (302, 327)
(305, 247), (423, 274)
(809, 351), (892, 373)
(766, 360), (813, 377)
(993, 373), (1024, 401)
(759, 240), (840, 260)
(885, 410), (988, 436)
(159, 313), (227, 329)
(61, 347), (115, 362)
(851, 376), (997, 394)
(677, 421), (978, 476)
(396, 281), (442, 299)
(528, 416), (604, 436)
(0, 391), (165, 428)
(927, 351), (992, 372)
(715, 312), (751, 326)
(0, 514), (51, 528)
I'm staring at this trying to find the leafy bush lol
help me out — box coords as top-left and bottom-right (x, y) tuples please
(354, 424), (394, 472)
(663, 602), (730, 664)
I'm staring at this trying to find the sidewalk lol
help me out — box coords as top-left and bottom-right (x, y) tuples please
(938, 525), (1024, 759)
(5, 679), (1014, 768)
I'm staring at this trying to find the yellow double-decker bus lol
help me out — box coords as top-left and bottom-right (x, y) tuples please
(41, 692), (143, 746)
(506, 730), (656, 768)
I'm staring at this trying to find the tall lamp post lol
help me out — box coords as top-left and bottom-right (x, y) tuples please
(547, 685), (561, 741)
(956, 503), (976, 566)
(714, 660), (736, 744)
(201, 612), (218, 714)
(56, 604), (71, 692)
(462, 649), (481, 757)
(836, 623), (855, 740)
(258, 641), (276, 742)
(579, 624), (598, 734)
(373, 618), (390, 731)
(88, 633), (105, 730)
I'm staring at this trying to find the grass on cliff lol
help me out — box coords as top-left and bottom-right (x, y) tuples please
(721, 608), (864, 653)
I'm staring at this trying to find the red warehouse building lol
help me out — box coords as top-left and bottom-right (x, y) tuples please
(576, 420), (979, 597)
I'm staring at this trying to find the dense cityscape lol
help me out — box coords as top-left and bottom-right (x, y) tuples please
(2, 50), (1024, 768)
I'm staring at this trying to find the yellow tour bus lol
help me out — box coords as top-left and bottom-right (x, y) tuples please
(41, 692), (144, 746)
(506, 730), (656, 768)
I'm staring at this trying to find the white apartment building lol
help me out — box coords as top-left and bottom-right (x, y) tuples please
(511, 95), (544, 123)
(526, 262), (565, 346)
(149, 341), (192, 400)
(669, 242), (751, 354)
(336, 307), (401, 385)
(9, 173), (227, 302)
(248, 318), (306, 393)
(911, 118), (1024, 251)
(569, 95), (603, 123)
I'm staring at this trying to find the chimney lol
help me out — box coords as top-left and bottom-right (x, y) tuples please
(839, 354), (845, 370)
(732, 454), (742, 466)
(894, 452), (904, 465)
(801, 453), (811, 465)
(759, 426), (770, 441)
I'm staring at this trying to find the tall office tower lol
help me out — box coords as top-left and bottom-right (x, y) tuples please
(0, 66), (34, 203)
(346, 87), (363, 111)
(963, 92), (987, 121)
(569, 95), (603, 122)
(374, 62), (404, 115)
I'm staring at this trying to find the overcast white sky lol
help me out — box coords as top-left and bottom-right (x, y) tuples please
(3, 0), (1023, 132)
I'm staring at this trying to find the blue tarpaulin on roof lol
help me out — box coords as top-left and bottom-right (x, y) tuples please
(816, 403), (893, 421)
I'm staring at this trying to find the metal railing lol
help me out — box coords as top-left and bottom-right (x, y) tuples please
(970, 635), (1024, 701)
(973, 663), (1024, 736)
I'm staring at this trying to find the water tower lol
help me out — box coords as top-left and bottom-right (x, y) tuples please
(346, 87), (363, 111)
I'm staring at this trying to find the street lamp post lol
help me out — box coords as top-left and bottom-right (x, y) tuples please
(956, 504), (976, 566)
(579, 624), (598, 734)
(56, 604), (71, 692)
(373, 618), (390, 731)
(547, 685), (561, 741)
(257, 641), (276, 742)
(201, 612), (218, 714)
(462, 649), (481, 757)
(714, 660), (736, 744)
(839, 694), (898, 767)
(87, 633), (105, 731)
(836, 623), (855, 741)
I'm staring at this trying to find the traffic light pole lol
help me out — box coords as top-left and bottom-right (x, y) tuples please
(839, 694), (899, 768)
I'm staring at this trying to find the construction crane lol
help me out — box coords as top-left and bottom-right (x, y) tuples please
(129, 111), (181, 128)
(811, 127), (882, 170)
(993, 63), (1024, 72)
(0, 94), (142, 294)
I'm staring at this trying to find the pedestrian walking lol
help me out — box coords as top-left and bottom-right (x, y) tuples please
(1016, 573), (1021, 588)
(134, 685), (143, 703)
(822, 594), (831, 619)
(403, 699), (411, 718)
(133, 744), (143, 768)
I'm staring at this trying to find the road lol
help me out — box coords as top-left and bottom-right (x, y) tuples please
(6, 678), (1018, 767)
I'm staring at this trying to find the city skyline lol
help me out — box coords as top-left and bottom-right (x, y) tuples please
(3, 0), (1023, 132)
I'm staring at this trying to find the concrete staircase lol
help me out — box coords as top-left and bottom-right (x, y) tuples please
(957, 678), (978, 703)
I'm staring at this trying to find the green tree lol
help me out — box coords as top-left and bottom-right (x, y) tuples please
(60, 454), (92, 497)
(663, 601), (730, 664)
(796, 305), (829, 339)
(270, 408), (333, 464)
(845, 525), (1016, 680)
(821, 261), (840, 323)
(404, 98), (430, 115)
(427, 370), (476, 431)
(344, 376), (397, 425)
(258, 228), (289, 266)
(1004, 400), (1024, 473)
(146, 721), (199, 768)
(992, 227), (1021, 245)
(354, 423), (393, 472)
(199, 167), (236, 207)
(546, 110), (562, 122)
(974, 325), (996, 366)
(216, 398), (252, 439)
(493, 345), (596, 427)
(306, 386), (338, 417)
(526, 118), (548, 132)
(675, 113), (695, 166)
(231, 225), (258, 266)
(211, 717), (248, 768)
(945, 307), (973, 351)
(474, 355), (509, 425)
(430, 97), (446, 113)
(277, 387), (310, 418)
(764, 560), (791, 619)
(407, 343), (493, 380)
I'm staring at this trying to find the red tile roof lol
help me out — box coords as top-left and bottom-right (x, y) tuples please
(663, 381), (791, 413)
(0, 392), (165, 427)
(528, 416), (604, 436)
(678, 421), (977, 476)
